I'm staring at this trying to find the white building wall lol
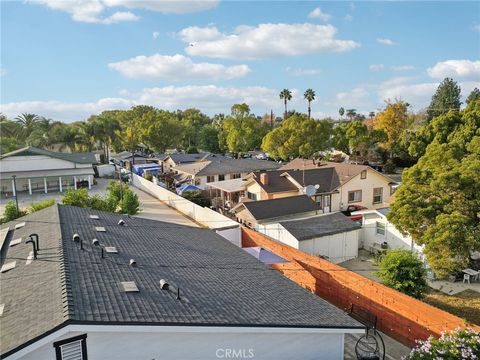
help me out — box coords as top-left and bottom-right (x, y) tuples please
(216, 227), (242, 247)
(298, 230), (359, 264)
(12, 325), (356, 360)
(257, 223), (299, 249)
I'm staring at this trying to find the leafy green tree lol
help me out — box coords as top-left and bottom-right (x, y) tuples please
(304, 89), (316, 119)
(279, 89), (292, 120)
(119, 189), (140, 215)
(198, 124), (220, 153)
(139, 109), (183, 152)
(388, 101), (480, 278)
(2, 201), (25, 223)
(62, 188), (90, 207)
(182, 190), (210, 207)
(376, 249), (427, 299)
(262, 114), (332, 160)
(426, 77), (461, 121)
(177, 108), (210, 148)
(14, 113), (40, 142)
(466, 87), (480, 104)
(331, 123), (349, 154)
(345, 120), (369, 154)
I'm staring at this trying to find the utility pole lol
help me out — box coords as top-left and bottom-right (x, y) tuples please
(12, 175), (19, 213)
(270, 109), (274, 129)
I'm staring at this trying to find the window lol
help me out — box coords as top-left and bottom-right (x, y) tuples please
(360, 170), (367, 179)
(231, 173), (241, 179)
(54, 334), (88, 360)
(390, 184), (398, 195)
(206, 175), (215, 183)
(373, 187), (383, 204)
(376, 221), (386, 236)
(247, 192), (258, 200)
(348, 190), (362, 203)
(194, 178), (201, 186)
(218, 174), (225, 181)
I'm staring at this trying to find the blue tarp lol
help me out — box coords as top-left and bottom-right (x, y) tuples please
(176, 184), (201, 195)
(243, 247), (288, 265)
(132, 163), (161, 176)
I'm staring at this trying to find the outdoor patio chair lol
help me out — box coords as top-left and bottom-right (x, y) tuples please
(463, 273), (471, 284)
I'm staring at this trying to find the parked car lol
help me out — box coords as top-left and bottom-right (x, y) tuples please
(342, 205), (367, 222)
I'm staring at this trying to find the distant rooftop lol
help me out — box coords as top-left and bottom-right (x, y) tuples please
(0, 146), (96, 164)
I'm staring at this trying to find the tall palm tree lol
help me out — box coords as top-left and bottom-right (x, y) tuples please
(14, 113), (40, 143)
(346, 109), (357, 121)
(279, 89), (292, 120)
(304, 89), (316, 119)
(338, 107), (345, 119)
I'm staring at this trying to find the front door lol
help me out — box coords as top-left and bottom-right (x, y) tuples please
(323, 195), (331, 213)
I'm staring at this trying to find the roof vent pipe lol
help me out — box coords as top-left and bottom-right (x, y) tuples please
(92, 238), (100, 246)
(118, 219), (125, 226)
(73, 233), (83, 250)
(129, 259), (137, 267)
(159, 279), (169, 290)
(29, 233), (40, 251)
(25, 238), (38, 260)
(101, 247), (105, 259)
(176, 287), (181, 300)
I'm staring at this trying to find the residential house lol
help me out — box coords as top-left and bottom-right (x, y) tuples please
(109, 151), (150, 170)
(231, 195), (319, 228)
(0, 146), (96, 195)
(0, 205), (363, 359)
(161, 152), (223, 172)
(174, 157), (280, 190)
(351, 208), (423, 255)
(244, 161), (396, 213)
(257, 212), (361, 264)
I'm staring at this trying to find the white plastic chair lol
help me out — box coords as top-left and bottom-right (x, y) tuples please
(463, 273), (471, 284)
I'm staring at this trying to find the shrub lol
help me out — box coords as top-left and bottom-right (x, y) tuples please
(2, 200), (26, 223)
(28, 199), (55, 213)
(376, 249), (427, 299)
(403, 328), (480, 359)
(144, 172), (153, 181)
(119, 189), (140, 215)
(62, 188), (90, 207)
(182, 190), (210, 207)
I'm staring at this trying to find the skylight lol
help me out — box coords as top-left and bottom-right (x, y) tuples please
(95, 227), (106, 232)
(89, 215), (100, 220)
(105, 246), (118, 253)
(121, 281), (139, 292)
(9, 238), (22, 247)
(1, 261), (17, 273)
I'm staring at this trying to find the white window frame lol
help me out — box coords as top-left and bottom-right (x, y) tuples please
(348, 190), (362, 203)
(373, 187), (383, 204)
(54, 334), (87, 360)
(375, 221), (386, 236)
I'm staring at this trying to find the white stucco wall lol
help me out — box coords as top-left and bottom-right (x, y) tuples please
(10, 325), (359, 360)
(216, 227), (242, 247)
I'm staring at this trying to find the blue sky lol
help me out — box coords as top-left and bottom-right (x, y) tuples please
(1, 0), (479, 122)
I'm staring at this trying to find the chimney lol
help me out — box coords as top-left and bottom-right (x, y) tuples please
(260, 172), (269, 185)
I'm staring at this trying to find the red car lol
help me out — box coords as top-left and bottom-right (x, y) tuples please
(342, 205), (367, 222)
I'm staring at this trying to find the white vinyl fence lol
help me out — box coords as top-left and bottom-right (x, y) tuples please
(131, 173), (239, 231)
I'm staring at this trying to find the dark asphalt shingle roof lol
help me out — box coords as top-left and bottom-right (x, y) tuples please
(0, 205), (362, 356)
(280, 213), (361, 241)
(239, 195), (318, 220)
(1, 146), (96, 164)
(176, 158), (280, 176)
(250, 170), (299, 193)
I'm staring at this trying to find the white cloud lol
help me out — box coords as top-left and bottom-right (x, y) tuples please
(336, 87), (369, 102)
(108, 54), (251, 80)
(179, 23), (360, 59)
(427, 59), (480, 81)
(377, 38), (395, 46)
(0, 85), (280, 121)
(0, 67), (6, 77)
(308, 7), (332, 21)
(102, 0), (219, 14)
(474, 24), (480, 32)
(369, 64), (384, 72)
(285, 67), (321, 76)
(391, 65), (415, 71)
(30, 0), (217, 24)
(152, 31), (160, 39)
(344, 14), (353, 22)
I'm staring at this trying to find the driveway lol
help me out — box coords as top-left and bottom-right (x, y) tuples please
(130, 186), (199, 227)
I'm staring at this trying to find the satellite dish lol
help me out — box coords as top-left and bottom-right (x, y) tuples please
(304, 185), (316, 197)
(314, 184), (320, 190)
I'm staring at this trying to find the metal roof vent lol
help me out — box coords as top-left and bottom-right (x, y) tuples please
(89, 215), (100, 219)
(95, 227), (106, 232)
(159, 279), (169, 290)
(129, 259), (137, 267)
(92, 238), (100, 246)
(73, 234), (80, 242)
(15, 222), (26, 229)
(121, 281), (139, 292)
(118, 219), (125, 226)
(105, 246), (118, 253)
(1, 261), (16, 273)
(9, 238), (22, 247)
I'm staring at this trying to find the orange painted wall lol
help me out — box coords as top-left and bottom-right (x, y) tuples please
(242, 228), (479, 348)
